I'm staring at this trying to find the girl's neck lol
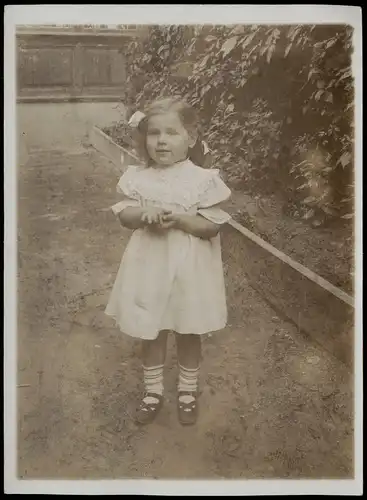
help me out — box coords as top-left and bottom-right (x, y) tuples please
(149, 157), (190, 169)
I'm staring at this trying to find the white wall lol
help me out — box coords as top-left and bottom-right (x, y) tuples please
(17, 102), (126, 160)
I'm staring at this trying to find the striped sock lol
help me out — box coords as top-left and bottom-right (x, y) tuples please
(178, 365), (199, 404)
(143, 364), (164, 404)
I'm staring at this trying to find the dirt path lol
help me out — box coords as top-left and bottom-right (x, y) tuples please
(17, 147), (353, 479)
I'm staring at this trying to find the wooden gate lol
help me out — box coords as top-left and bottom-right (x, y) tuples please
(16, 26), (147, 102)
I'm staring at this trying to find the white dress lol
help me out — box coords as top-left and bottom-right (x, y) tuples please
(105, 159), (232, 340)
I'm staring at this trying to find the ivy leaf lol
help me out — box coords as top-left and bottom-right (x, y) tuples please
(259, 44), (267, 57)
(338, 68), (352, 83)
(315, 90), (324, 101)
(304, 208), (315, 220)
(345, 102), (354, 112)
(338, 152), (352, 168)
(266, 45), (275, 64)
(326, 38), (337, 49)
(220, 36), (239, 57)
(200, 84), (212, 97)
(197, 53), (210, 69)
(242, 32), (257, 50)
(303, 196), (317, 204)
(157, 44), (169, 55)
(284, 43), (293, 57)
(231, 26), (245, 35)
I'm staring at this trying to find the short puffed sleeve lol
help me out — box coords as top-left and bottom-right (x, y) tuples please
(198, 169), (231, 208)
(197, 169), (232, 225)
(110, 165), (142, 215)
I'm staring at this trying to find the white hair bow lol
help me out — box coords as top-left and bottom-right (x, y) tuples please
(128, 110), (146, 128)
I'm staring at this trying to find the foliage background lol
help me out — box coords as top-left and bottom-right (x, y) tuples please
(105, 24), (354, 228)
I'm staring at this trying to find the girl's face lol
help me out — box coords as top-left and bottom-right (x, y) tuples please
(145, 112), (195, 166)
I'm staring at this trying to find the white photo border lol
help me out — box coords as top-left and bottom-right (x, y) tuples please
(4, 4), (363, 496)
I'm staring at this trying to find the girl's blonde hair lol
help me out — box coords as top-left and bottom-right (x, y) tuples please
(134, 97), (209, 167)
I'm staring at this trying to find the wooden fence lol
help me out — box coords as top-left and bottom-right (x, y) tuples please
(16, 26), (148, 103)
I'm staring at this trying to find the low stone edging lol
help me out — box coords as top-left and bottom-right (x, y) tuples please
(89, 126), (141, 170)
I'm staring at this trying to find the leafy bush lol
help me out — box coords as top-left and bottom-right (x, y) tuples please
(102, 121), (135, 150)
(110, 24), (354, 225)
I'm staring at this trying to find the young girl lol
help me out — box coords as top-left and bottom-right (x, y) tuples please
(105, 97), (231, 426)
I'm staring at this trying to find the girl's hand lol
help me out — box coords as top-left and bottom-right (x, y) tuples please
(141, 208), (171, 225)
(158, 213), (180, 230)
(145, 212), (179, 233)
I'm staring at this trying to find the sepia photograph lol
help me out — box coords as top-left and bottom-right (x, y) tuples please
(4, 5), (362, 496)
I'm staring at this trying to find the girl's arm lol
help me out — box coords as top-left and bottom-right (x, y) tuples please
(172, 214), (221, 240)
(118, 207), (171, 230)
(118, 208), (222, 238)
(118, 207), (146, 230)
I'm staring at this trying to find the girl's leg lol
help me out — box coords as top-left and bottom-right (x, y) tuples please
(175, 333), (202, 425)
(176, 333), (202, 368)
(142, 329), (169, 367)
(136, 330), (169, 425)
